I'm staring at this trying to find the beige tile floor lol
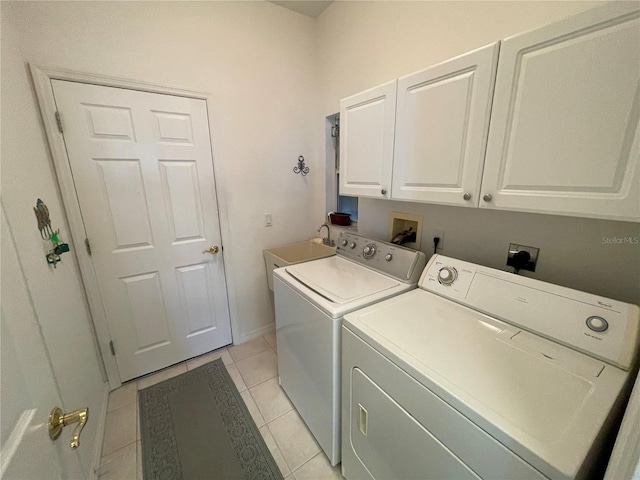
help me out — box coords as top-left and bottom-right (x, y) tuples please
(97, 333), (344, 480)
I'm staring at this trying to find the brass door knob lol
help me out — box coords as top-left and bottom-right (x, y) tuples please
(203, 245), (219, 254)
(49, 406), (88, 449)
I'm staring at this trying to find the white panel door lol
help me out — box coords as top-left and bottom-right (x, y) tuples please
(1, 208), (84, 479)
(340, 80), (397, 199)
(481, 3), (640, 221)
(52, 80), (232, 381)
(392, 43), (499, 207)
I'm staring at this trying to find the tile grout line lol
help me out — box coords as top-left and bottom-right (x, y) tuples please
(290, 451), (325, 476)
(244, 371), (279, 390)
(101, 438), (139, 459)
(247, 384), (294, 426)
(106, 398), (137, 414)
(263, 406), (295, 426)
(263, 422), (294, 474)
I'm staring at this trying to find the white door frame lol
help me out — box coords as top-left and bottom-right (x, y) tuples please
(30, 64), (239, 388)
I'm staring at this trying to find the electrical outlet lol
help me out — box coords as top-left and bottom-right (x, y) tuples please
(265, 213), (273, 227)
(507, 243), (539, 272)
(432, 229), (444, 250)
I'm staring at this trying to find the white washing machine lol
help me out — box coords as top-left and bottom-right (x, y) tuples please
(274, 232), (427, 466)
(342, 255), (640, 480)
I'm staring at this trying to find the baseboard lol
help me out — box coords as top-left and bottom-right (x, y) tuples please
(88, 382), (110, 480)
(234, 323), (275, 345)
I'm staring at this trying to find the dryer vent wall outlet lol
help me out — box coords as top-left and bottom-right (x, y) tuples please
(507, 243), (539, 272)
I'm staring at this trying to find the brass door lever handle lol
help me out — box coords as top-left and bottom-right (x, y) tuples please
(48, 406), (89, 449)
(203, 245), (219, 254)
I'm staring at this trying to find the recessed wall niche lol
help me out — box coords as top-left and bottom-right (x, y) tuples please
(389, 212), (422, 250)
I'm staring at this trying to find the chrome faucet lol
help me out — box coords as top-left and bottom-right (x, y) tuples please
(317, 223), (334, 247)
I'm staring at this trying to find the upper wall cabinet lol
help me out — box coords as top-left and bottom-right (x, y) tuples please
(480, 3), (640, 222)
(339, 4), (640, 222)
(339, 45), (499, 204)
(340, 80), (397, 198)
(392, 43), (499, 206)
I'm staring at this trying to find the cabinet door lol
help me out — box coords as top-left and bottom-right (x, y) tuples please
(340, 80), (397, 198)
(392, 43), (499, 207)
(481, 4), (640, 221)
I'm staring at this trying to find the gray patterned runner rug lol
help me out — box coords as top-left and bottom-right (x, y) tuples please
(139, 358), (283, 480)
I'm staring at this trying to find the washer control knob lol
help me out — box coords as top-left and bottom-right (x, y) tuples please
(363, 243), (377, 259)
(341, 239), (348, 247)
(349, 242), (357, 249)
(385, 253), (393, 262)
(586, 316), (608, 333)
(437, 267), (457, 285)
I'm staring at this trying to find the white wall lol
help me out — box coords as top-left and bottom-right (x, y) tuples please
(2, 1), (325, 351)
(1, 9), (107, 474)
(2, 1), (322, 474)
(316, 1), (640, 305)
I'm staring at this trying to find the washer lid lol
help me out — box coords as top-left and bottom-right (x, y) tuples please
(285, 256), (399, 304)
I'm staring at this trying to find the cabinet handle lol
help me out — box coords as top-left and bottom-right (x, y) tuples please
(483, 194), (493, 202)
(463, 192), (472, 201)
(381, 189), (387, 195)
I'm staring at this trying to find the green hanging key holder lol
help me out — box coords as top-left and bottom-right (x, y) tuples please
(34, 198), (70, 268)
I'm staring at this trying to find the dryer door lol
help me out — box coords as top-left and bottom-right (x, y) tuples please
(348, 367), (480, 480)
(342, 326), (548, 480)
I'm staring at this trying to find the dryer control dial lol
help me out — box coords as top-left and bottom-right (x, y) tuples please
(363, 243), (377, 259)
(341, 239), (348, 247)
(349, 242), (357, 249)
(438, 267), (458, 285)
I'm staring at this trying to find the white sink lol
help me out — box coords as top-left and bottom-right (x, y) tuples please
(264, 240), (336, 291)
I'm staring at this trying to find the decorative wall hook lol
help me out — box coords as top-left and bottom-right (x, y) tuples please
(34, 198), (54, 240)
(293, 155), (309, 176)
(34, 198), (70, 268)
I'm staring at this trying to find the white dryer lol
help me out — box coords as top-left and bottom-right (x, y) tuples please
(342, 255), (640, 480)
(274, 232), (426, 465)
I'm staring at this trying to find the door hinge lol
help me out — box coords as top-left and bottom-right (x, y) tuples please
(331, 124), (339, 138)
(85, 238), (92, 256)
(55, 111), (63, 133)
(109, 340), (115, 356)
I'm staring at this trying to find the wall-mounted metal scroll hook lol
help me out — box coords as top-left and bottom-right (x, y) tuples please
(293, 155), (309, 176)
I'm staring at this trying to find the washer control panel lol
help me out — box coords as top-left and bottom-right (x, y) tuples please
(336, 232), (427, 284)
(419, 255), (640, 371)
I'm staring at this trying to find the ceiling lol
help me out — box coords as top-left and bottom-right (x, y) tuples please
(269, 1), (333, 18)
